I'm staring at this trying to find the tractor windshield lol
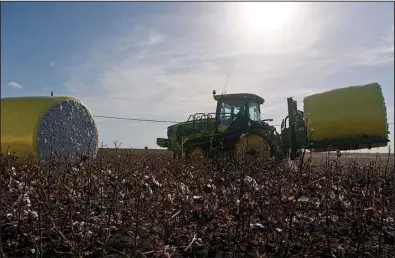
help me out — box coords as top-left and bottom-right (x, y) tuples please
(248, 101), (261, 121)
(217, 100), (246, 132)
(220, 100), (245, 118)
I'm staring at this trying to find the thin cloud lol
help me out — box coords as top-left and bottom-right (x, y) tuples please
(49, 61), (55, 67)
(8, 81), (22, 89)
(344, 26), (394, 68)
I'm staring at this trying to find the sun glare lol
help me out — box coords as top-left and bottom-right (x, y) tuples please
(240, 2), (294, 34)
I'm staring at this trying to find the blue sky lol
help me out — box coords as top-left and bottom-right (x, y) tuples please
(2, 2), (394, 151)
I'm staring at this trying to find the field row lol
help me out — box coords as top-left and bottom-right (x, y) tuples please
(1, 151), (394, 257)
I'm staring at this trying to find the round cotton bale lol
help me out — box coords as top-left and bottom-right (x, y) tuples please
(1, 96), (99, 163)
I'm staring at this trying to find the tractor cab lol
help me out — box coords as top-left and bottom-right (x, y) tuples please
(212, 90), (265, 133)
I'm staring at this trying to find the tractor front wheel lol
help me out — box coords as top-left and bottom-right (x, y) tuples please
(234, 133), (276, 164)
(186, 147), (206, 162)
(172, 150), (181, 159)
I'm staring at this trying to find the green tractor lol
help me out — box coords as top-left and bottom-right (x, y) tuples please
(157, 83), (390, 163)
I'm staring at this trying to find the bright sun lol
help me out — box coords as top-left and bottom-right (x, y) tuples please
(240, 2), (294, 34)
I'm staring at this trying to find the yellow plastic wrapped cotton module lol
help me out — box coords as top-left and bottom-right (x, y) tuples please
(303, 82), (388, 142)
(1, 96), (99, 163)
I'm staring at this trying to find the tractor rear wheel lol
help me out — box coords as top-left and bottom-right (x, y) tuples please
(234, 133), (276, 164)
(186, 147), (206, 162)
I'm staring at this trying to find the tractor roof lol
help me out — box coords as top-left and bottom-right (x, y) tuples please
(214, 93), (265, 104)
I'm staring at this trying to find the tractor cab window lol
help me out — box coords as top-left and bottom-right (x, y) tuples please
(218, 100), (245, 132)
(248, 101), (261, 121)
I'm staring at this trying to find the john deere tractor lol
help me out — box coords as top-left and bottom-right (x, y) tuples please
(157, 82), (390, 163)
